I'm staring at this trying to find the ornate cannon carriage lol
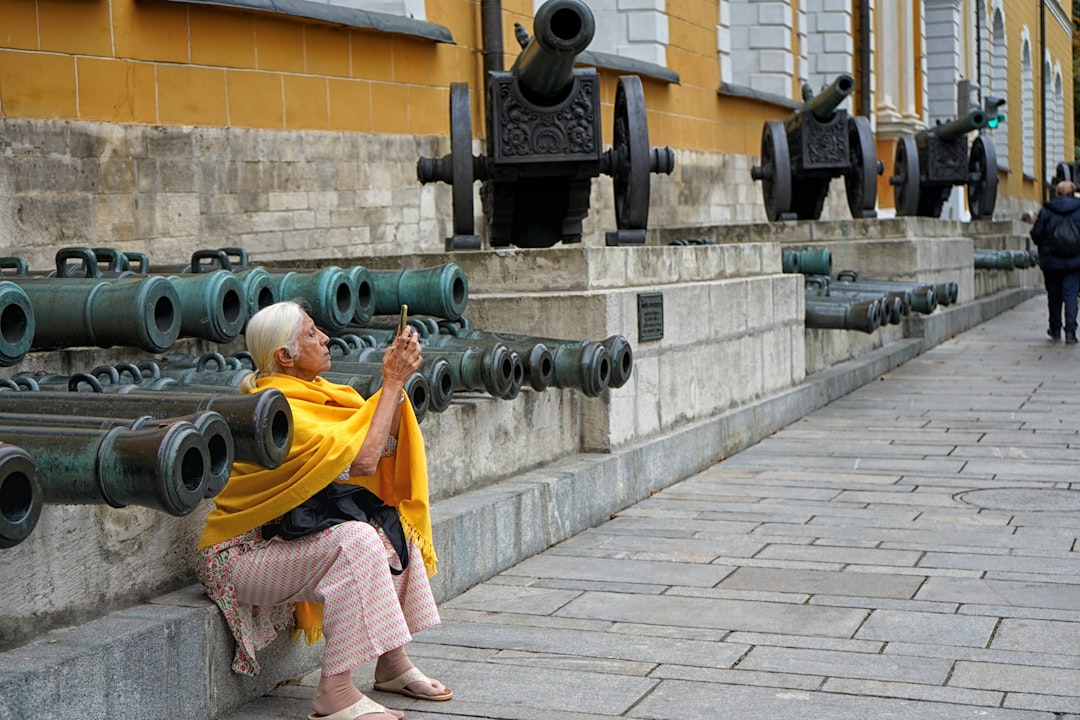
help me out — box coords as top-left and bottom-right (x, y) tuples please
(750, 75), (882, 221)
(417, 0), (674, 249)
(889, 110), (998, 219)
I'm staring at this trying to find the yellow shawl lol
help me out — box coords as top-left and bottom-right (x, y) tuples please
(198, 374), (436, 641)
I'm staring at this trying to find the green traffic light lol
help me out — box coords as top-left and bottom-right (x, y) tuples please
(987, 114), (1004, 129)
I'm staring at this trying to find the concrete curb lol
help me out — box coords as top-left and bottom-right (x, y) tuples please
(0, 288), (1035, 720)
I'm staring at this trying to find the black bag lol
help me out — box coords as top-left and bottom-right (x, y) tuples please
(1050, 215), (1080, 258)
(262, 482), (409, 574)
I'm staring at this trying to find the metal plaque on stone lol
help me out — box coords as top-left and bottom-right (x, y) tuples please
(638, 292), (664, 342)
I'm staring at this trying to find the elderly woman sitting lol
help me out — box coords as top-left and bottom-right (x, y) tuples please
(196, 300), (452, 720)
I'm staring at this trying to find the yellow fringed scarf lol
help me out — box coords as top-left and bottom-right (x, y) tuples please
(198, 374), (437, 645)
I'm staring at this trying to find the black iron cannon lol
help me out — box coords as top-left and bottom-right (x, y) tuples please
(417, 0), (674, 249)
(751, 75), (882, 221)
(0, 389), (293, 470)
(0, 442), (43, 549)
(890, 110), (997, 219)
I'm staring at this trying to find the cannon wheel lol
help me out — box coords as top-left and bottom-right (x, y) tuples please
(892, 136), (920, 216)
(845, 115), (879, 218)
(760, 120), (792, 221)
(611, 76), (652, 230)
(448, 82), (475, 237)
(967, 135), (998, 220)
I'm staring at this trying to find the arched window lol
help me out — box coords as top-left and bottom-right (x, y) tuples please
(1054, 65), (1065, 170)
(1021, 32), (1034, 177)
(1045, 52), (1055, 180)
(989, 3), (1008, 168)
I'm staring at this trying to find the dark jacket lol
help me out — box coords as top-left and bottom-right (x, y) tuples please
(1031, 194), (1080, 270)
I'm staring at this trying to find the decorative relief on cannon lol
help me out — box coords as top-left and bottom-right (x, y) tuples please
(417, 0), (674, 249)
(889, 110), (998, 219)
(751, 75), (883, 222)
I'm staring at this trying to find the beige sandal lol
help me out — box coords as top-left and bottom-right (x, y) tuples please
(307, 695), (403, 720)
(373, 667), (453, 701)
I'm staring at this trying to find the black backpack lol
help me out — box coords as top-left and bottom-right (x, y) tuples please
(1050, 214), (1080, 258)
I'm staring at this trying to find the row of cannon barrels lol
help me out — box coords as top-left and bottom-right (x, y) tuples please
(5, 312), (631, 413)
(974, 248), (1038, 270)
(0, 390), (294, 549)
(0, 246), (470, 364)
(803, 270), (957, 334)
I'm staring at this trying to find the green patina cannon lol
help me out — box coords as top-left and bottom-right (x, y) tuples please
(266, 267), (357, 333)
(0, 389), (292, 470)
(974, 248), (1036, 270)
(834, 270), (942, 313)
(0, 409), (233, 498)
(368, 264), (469, 321)
(0, 420), (210, 516)
(890, 110), (997, 219)
(437, 319), (628, 394)
(804, 275), (902, 326)
(751, 75), (881, 221)
(0, 442), (43, 549)
(320, 370), (431, 422)
(782, 247), (833, 276)
(327, 339), (455, 413)
(804, 296), (882, 334)
(0, 280), (34, 366)
(7, 274), (181, 353)
(417, 0), (674, 248)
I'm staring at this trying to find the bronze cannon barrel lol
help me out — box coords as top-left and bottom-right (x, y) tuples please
(368, 263), (469, 320)
(0, 422), (210, 516)
(8, 275), (181, 352)
(805, 296), (881, 334)
(0, 442), (44, 549)
(0, 390), (292, 470)
(268, 267), (356, 333)
(319, 371), (430, 423)
(0, 411), (233, 498)
(834, 271), (938, 314)
(799, 74), (855, 121)
(0, 281), (35, 366)
(510, 0), (596, 101)
(328, 356), (454, 413)
(922, 109), (989, 143)
(165, 270), (248, 343)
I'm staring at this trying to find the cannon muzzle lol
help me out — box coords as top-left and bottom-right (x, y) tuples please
(510, 0), (595, 101)
(0, 422), (210, 516)
(0, 390), (292, 470)
(0, 281), (34, 366)
(805, 297), (881, 334)
(167, 270), (247, 343)
(922, 110), (989, 142)
(0, 443), (43, 549)
(799, 74), (855, 121)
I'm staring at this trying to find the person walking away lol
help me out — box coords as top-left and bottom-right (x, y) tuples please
(1031, 180), (1080, 343)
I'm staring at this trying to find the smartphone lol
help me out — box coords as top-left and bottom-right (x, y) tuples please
(398, 304), (409, 336)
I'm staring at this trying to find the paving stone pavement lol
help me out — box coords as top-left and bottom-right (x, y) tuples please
(222, 296), (1080, 720)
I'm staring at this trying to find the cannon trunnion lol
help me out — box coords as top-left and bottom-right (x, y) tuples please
(417, 0), (674, 249)
(889, 110), (998, 219)
(750, 75), (882, 222)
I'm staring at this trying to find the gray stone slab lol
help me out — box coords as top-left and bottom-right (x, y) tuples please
(651, 663), (825, 690)
(718, 566), (925, 598)
(992, 618), (1080, 656)
(855, 609), (998, 646)
(736, 645), (952, 684)
(444, 584), (583, 615)
(548, 532), (767, 562)
(755, 544), (924, 567)
(1005, 693), (1080, 715)
(554, 591), (867, 637)
(414, 620), (747, 670)
(500, 554), (736, 587)
(917, 577), (1080, 611)
(630, 679), (1052, 720)
(823, 678), (1004, 707)
(921, 551), (1080, 576)
(883, 641), (1080, 670)
(951, 661), (1080, 697)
